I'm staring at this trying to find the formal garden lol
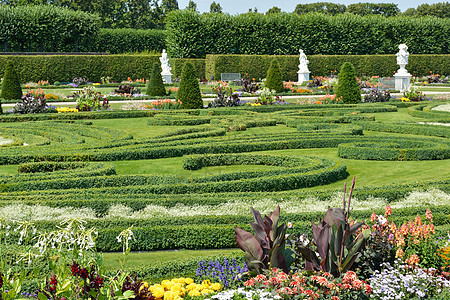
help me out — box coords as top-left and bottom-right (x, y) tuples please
(0, 3), (449, 300)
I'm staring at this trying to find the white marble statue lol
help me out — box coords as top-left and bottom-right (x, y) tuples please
(160, 49), (172, 75)
(298, 49), (309, 72)
(396, 44), (409, 66)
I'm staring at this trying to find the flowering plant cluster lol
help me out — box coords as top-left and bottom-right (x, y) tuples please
(57, 107), (79, 113)
(402, 88), (427, 102)
(148, 277), (222, 299)
(370, 261), (450, 299)
(366, 206), (441, 270)
(72, 87), (110, 111)
(255, 88), (281, 105)
(208, 81), (240, 108)
(237, 74), (260, 94)
(316, 94), (343, 104)
(283, 81), (313, 94)
(152, 99), (182, 110)
(196, 258), (248, 288)
(242, 268), (370, 299)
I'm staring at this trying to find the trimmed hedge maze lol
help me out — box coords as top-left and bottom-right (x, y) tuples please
(0, 102), (449, 253)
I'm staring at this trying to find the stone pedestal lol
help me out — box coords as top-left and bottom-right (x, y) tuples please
(162, 74), (172, 84)
(297, 71), (310, 85)
(394, 72), (411, 92)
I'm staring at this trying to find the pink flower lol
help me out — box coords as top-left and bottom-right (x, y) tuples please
(365, 284), (372, 294)
(342, 271), (356, 284)
(254, 274), (267, 282)
(352, 279), (363, 289)
(244, 279), (255, 287)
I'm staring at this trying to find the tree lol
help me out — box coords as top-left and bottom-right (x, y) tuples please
(347, 3), (400, 17)
(335, 62), (361, 104)
(209, 1), (222, 13)
(0, 61), (22, 101)
(294, 2), (346, 15)
(147, 63), (166, 96)
(266, 6), (281, 14)
(178, 62), (202, 109)
(162, 0), (179, 14)
(415, 2), (450, 18)
(265, 60), (283, 93)
(186, 0), (197, 11)
(402, 8), (416, 16)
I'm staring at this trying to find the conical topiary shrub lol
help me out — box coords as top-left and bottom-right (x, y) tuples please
(335, 62), (361, 104)
(147, 63), (166, 96)
(265, 60), (283, 93)
(1, 61), (22, 100)
(178, 62), (202, 109)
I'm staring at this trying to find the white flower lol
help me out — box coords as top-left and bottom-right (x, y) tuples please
(287, 222), (293, 228)
(378, 215), (387, 225)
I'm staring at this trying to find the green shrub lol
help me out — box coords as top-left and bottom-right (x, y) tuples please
(335, 62), (361, 104)
(178, 62), (202, 109)
(147, 63), (166, 96)
(264, 59), (283, 92)
(0, 61), (22, 101)
(338, 141), (450, 161)
(0, 5), (100, 53)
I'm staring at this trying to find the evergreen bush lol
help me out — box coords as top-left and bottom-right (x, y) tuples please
(335, 62), (361, 104)
(265, 60), (283, 92)
(147, 63), (166, 96)
(0, 61), (22, 100)
(178, 62), (203, 109)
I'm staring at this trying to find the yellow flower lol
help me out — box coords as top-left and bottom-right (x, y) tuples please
(93, 83), (101, 85)
(171, 283), (185, 296)
(185, 283), (198, 291)
(163, 291), (174, 300)
(150, 285), (165, 299)
(185, 278), (194, 285)
(188, 290), (201, 297)
(201, 289), (215, 295)
(210, 282), (222, 291)
(161, 280), (174, 291)
(400, 97), (410, 102)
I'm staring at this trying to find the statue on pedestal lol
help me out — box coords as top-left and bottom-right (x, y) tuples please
(297, 49), (310, 84)
(298, 49), (309, 72)
(160, 49), (172, 75)
(394, 44), (411, 92)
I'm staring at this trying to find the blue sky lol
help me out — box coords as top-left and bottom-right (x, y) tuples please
(177, 1), (443, 14)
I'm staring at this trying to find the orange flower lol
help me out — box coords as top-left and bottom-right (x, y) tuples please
(385, 205), (392, 217)
(395, 248), (404, 259)
(406, 254), (420, 266)
(415, 215), (422, 226)
(425, 208), (433, 223)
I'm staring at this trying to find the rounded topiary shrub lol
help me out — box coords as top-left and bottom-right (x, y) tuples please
(147, 63), (166, 97)
(265, 60), (283, 93)
(335, 62), (361, 104)
(1, 61), (22, 101)
(178, 62), (202, 109)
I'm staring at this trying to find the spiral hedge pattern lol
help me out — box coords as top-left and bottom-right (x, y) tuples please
(0, 102), (448, 252)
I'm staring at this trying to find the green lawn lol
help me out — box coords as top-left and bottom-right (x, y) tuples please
(102, 249), (240, 272)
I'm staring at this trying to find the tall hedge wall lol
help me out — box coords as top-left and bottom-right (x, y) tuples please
(166, 10), (449, 58)
(0, 55), (205, 83)
(0, 5), (100, 53)
(205, 54), (450, 81)
(81, 29), (167, 54)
